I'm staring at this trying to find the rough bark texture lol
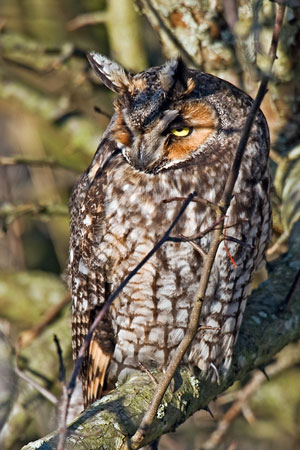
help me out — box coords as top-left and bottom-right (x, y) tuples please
(136, 0), (300, 156)
(22, 222), (300, 450)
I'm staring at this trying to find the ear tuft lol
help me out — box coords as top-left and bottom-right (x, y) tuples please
(159, 58), (180, 92)
(87, 52), (131, 94)
(159, 57), (190, 94)
(174, 57), (190, 92)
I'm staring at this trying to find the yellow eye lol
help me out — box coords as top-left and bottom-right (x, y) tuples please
(170, 127), (191, 137)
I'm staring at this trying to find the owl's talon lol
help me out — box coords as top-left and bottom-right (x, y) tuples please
(258, 366), (270, 381)
(203, 405), (215, 419)
(210, 362), (221, 385)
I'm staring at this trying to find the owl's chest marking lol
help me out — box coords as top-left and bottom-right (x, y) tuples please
(91, 161), (224, 383)
(70, 53), (271, 403)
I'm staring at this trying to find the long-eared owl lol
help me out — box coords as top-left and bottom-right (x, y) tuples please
(69, 53), (271, 407)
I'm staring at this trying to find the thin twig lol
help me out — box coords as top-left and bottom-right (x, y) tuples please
(15, 366), (58, 405)
(129, 4), (286, 448)
(163, 196), (221, 212)
(56, 384), (69, 450)
(201, 347), (299, 450)
(67, 11), (109, 31)
(167, 217), (225, 242)
(56, 192), (197, 449)
(129, 214), (223, 448)
(93, 105), (112, 119)
(223, 235), (254, 249)
(0, 156), (80, 172)
(18, 295), (70, 349)
(141, 0), (199, 68)
(0, 202), (69, 230)
(187, 240), (207, 259)
(169, 218), (249, 243)
(139, 362), (159, 387)
(54, 336), (69, 450)
(53, 335), (66, 384)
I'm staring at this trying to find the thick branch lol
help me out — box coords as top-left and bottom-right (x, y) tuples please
(0, 156), (81, 172)
(0, 203), (69, 229)
(21, 225), (300, 449)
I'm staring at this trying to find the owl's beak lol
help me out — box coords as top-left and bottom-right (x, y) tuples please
(131, 147), (147, 171)
(131, 141), (162, 172)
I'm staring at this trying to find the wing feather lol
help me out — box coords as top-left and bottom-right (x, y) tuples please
(69, 137), (118, 407)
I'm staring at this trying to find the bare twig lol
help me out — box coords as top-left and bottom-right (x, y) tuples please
(139, 362), (158, 387)
(168, 218), (249, 244)
(129, 211), (224, 448)
(139, 0), (199, 68)
(53, 335), (66, 384)
(57, 388), (69, 449)
(201, 346), (300, 450)
(0, 156), (80, 172)
(15, 366), (58, 405)
(223, 235), (253, 249)
(67, 11), (109, 31)
(53, 336), (69, 450)
(167, 217), (225, 243)
(93, 105), (112, 119)
(163, 196), (221, 213)
(56, 192), (197, 449)
(129, 4), (286, 448)
(0, 202), (68, 230)
(187, 241), (207, 259)
(17, 295), (70, 350)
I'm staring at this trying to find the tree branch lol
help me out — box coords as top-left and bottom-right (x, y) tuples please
(0, 156), (81, 172)
(22, 5), (288, 449)
(20, 228), (300, 449)
(0, 202), (69, 229)
(201, 345), (300, 450)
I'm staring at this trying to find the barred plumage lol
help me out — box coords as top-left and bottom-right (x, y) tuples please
(69, 54), (271, 407)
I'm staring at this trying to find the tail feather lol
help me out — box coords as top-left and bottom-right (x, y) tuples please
(84, 338), (112, 407)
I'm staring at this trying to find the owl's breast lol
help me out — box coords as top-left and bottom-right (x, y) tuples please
(94, 161), (215, 279)
(89, 160), (223, 382)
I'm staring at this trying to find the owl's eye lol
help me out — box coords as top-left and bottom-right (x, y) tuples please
(170, 127), (192, 137)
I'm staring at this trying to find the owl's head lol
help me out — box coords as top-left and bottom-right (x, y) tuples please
(88, 53), (240, 174)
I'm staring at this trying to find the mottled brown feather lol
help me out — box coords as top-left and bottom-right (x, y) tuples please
(69, 54), (271, 408)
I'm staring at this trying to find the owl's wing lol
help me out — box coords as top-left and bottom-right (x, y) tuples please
(69, 137), (118, 406)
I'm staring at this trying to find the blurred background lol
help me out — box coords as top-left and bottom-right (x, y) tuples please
(0, 1), (300, 449)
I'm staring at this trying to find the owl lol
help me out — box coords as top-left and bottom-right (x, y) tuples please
(69, 53), (271, 408)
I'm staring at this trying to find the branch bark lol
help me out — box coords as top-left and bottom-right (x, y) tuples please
(21, 220), (300, 449)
